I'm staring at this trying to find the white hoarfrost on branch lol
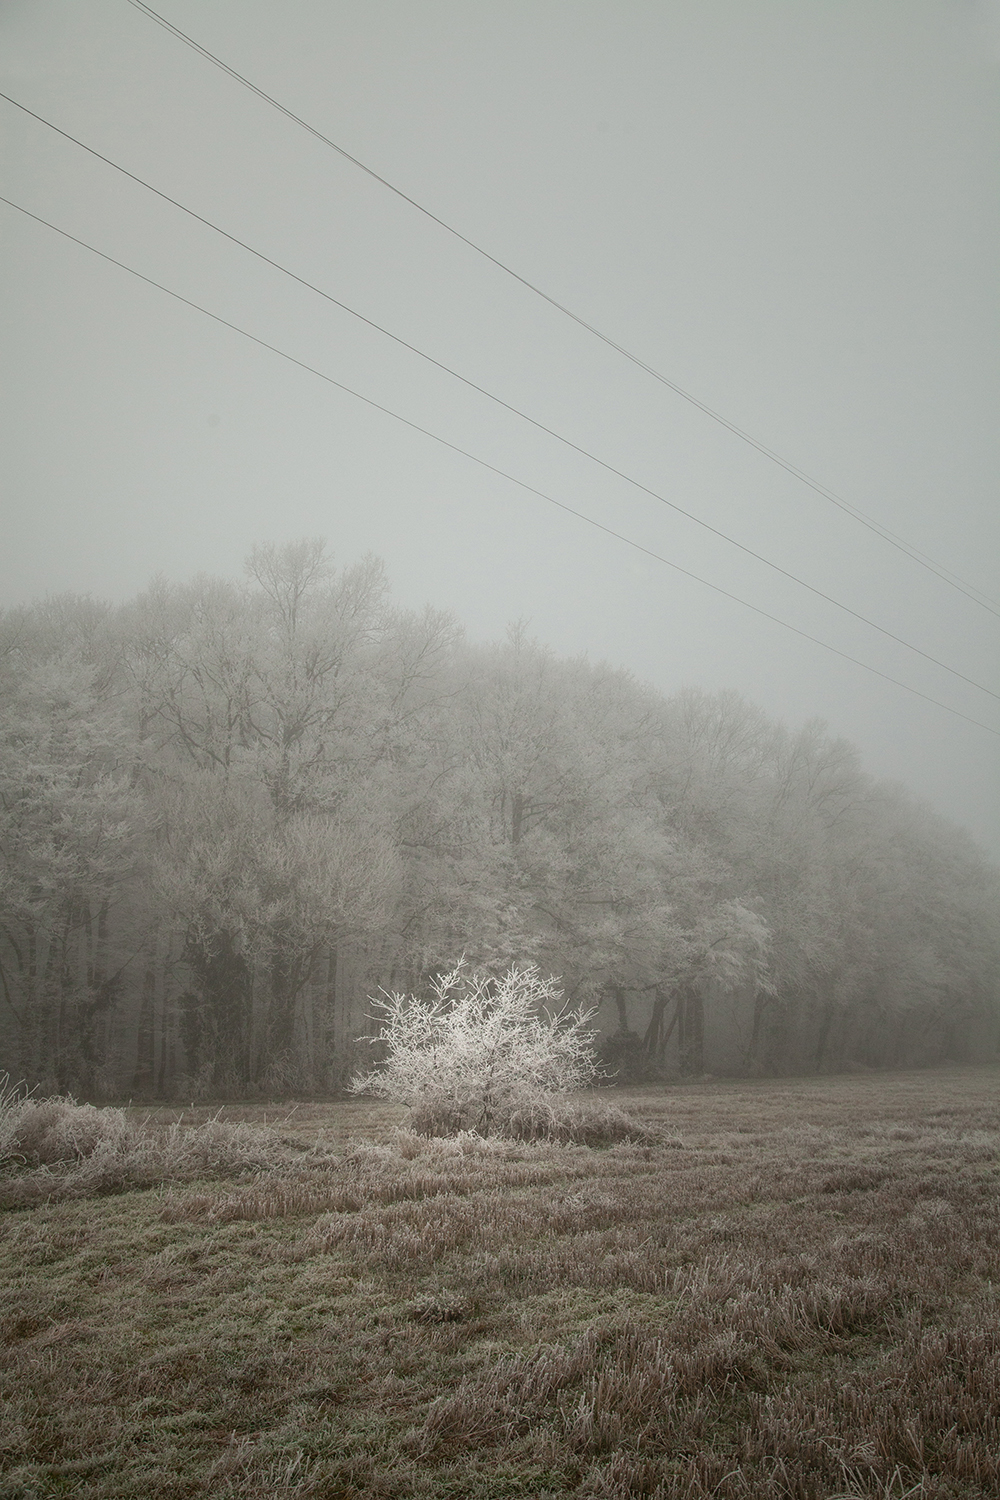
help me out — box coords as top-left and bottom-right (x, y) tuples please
(349, 960), (599, 1136)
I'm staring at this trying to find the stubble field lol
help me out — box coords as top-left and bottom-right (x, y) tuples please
(1, 1066), (998, 1500)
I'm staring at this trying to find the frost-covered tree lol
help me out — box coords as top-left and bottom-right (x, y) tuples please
(350, 960), (598, 1134)
(1, 546), (995, 1097)
(0, 612), (144, 1091)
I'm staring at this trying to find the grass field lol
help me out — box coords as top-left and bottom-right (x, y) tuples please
(1, 1067), (998, 1499)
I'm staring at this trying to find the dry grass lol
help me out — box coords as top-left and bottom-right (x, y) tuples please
(0, 1067), (998, 1498)
(0, 1088), (317, 1207)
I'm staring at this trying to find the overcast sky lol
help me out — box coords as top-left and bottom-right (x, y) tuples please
(2, 0), (998, 856)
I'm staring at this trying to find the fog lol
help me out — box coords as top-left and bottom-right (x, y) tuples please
(2, 0), (998, 855)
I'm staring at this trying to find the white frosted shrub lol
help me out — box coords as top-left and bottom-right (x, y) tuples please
(349, 961), (598, 1136)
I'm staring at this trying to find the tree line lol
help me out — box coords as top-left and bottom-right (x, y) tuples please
(1, 540), (997, 1098)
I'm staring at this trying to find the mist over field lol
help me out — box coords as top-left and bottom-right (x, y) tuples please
(1, 541), (997, 1100)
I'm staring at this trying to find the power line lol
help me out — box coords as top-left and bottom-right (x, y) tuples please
(122, 0), (1000, 618)
(4, 90), (998, 709)
(3, 191), (997, 741)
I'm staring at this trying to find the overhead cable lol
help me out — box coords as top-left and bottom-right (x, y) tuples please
(122, 0), (1000, 618)
(3, 191), (997, 740)
(3, 89), (997, 707)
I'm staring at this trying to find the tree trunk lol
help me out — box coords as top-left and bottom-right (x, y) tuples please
(642, 990), (669, 1055)
(746, 991), (771, 1069)
(264, 941), (298, 1080)
(813, 999), (835, 1072)
(156, 966), (176, 1098)
(678, 986), (704, 1076)
(642, 988), (683, 1062)
(658, 995), (681, 1061)
(184, 928), (253, 1089)
(609, 986), (629, 1034)
(132, 928), (159, 1096)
